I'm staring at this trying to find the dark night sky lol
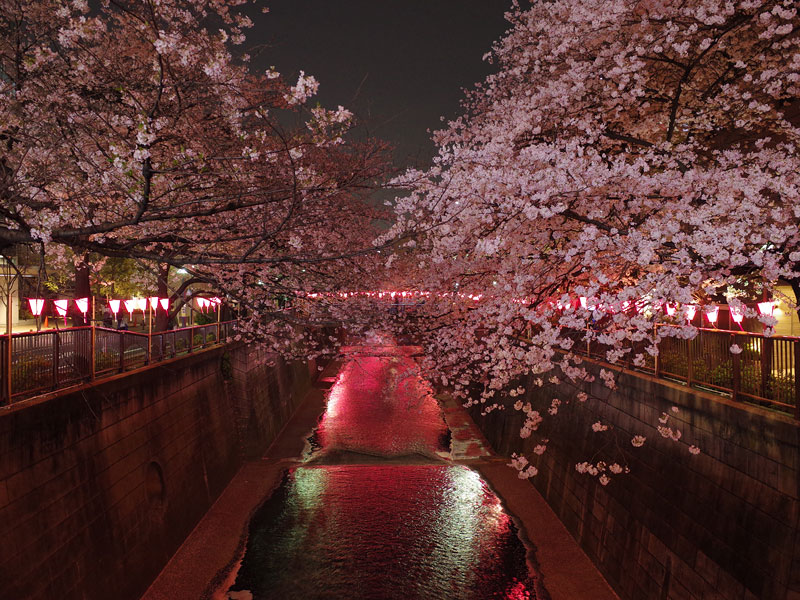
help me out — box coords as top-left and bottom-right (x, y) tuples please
(246, 1), (515, 168)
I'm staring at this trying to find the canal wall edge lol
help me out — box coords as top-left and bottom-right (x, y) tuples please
(0, 343), (314, 600)
(467, 361), (800, 600)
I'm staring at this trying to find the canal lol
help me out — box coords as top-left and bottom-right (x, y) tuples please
(220, 341), (546, 599)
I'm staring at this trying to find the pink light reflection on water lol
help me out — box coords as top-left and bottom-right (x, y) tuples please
(229, 465), (537, 599)
(314, 352), (449, 457)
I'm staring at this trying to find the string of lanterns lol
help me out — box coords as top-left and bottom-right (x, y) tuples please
(551, 296), (780, 329)
(568, 297), (778, 324)
(298, 289), (782, 329)
(26, 291), (777, 328)
(299, 290), (779, 313)
(26, 296), (223, 325)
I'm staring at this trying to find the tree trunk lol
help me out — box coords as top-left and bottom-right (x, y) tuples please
(155, 264), (170, 332)
(790, 279), (800, 324)
(72, 257), (91, 327)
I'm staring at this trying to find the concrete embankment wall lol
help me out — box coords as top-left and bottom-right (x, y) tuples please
(468, 361), (800, 600)
(0, 344), (314, 600)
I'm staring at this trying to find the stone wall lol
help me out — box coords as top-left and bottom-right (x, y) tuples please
(227, 345), (316, 459)
(0, 344), (312, 600)
(469, 360), (800, 600)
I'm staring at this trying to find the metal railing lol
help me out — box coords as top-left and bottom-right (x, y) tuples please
(575, 325), (799, 419)
(1, 321), (236, 404)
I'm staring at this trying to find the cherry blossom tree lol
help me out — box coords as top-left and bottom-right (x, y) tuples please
(386, 0), (800, 481)
(0, 0), (390, 346)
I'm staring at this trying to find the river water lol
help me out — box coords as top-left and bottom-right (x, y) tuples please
(223, 342), (544, 600)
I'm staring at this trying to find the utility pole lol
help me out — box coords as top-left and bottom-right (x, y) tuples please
(4, 261), (18, 403)
(6, 279), (12, 402)
(148, 301), (153, 364)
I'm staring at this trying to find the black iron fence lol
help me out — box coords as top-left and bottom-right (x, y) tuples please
(575, 325), (799, 419)
(1, 321), (236, 404)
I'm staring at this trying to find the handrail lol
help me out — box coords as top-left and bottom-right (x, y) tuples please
(1, 321), (237, 405)
(94, 326), (149, 338)
(570, 324), (799, 419)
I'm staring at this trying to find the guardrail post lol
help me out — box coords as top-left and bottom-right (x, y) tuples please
(761, 337), (772, 399)
(119, 331), (124, 373)
(2, 336), (9, 404)
(687, 334), (694, 387)
(53, 332), (60, 389)
(794, 340), (799, 421)
(3, 330), (14, 404)
(5, 286), (11, 402)
(654, 325), (661, 378)
(90, 326), (96, 381)
(731, 333), (740, 402)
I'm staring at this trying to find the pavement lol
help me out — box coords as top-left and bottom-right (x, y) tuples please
(141, 360), (618, 600)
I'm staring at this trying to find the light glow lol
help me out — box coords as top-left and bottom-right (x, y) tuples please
(54, 299), (69, 317)
(730, 305), (745, 323)
(758, 301), (775, 316)
(108, 299), (121, 315)
(27, 298), (45, 316)
(75, 297), (89, 314)
(705, 305), (719, 324)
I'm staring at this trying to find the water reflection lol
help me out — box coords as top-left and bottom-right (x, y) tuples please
(228, 465), (538, 599)
(311, 352), (449, 458)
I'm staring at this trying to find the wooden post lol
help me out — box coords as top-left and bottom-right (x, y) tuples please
(5, 281), (12, 403)
(118, 330), (124, 373)
(761, 337), (772, 400)
(90, 325), (96, 381)
(654, 324), (661, 378)
(731, 333), (740, 402)
(147, 304), (152, 364)
(794, 340), (799, 421)
(52, 331), (60, 389)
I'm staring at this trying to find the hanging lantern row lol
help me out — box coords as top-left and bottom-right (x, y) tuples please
(552, 296), (779, 325)
(109, 296), (221, 317)
(196, 297), (222, 312)
(297, 289), (783, 322)
(25, 297), (170, 324)
(303, 290), (435, 300)
(114, 297), (171, 318)
(27, 297), (90, 326)
(26, 295), (224, 323)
